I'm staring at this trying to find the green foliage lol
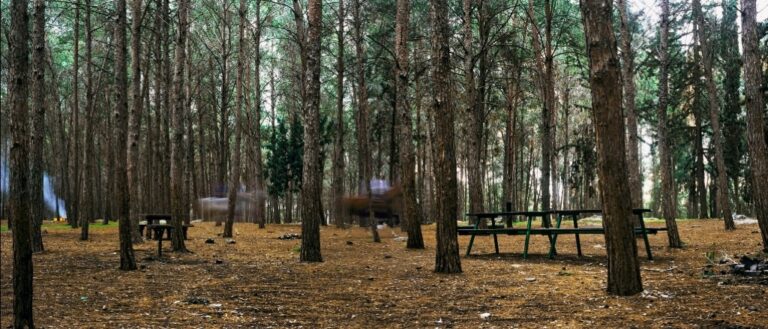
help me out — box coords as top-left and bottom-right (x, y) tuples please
(265, 118), (303, 198)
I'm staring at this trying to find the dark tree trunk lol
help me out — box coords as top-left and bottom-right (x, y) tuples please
(252, 0), (266, 229)
(617, 0), (642, 209)
(332, 0), (346, 229)
(579, 0), (643, 296)
(657, 0), (682, 248)
(431, 0), (461, 274)
(81, 0), (94, 240)
(720, 0), (742, 215)
(170, 0), (190, 252)
(528, 0), (554, 226)
(395, 0), (424, 249)
(463, 0), (484, 216)
(740, 0), (768, 251)
(225, 0), (248, 238)
(115, 0), (138, 270)
(128, 0), (145, 243)
(694, 0), (734, 229)
(10, 0), (35, 325)
(300, 0), (323, 262)
(30, 0), (46, 253)
(70, 0), (81, 229)
(352, 0), (380, 242)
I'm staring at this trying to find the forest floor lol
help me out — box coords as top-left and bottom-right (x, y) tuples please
(1, 218), (767, 328)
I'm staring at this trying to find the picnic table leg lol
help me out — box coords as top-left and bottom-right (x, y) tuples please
(466, 220), (479, 256)
(466, 233), (477, 256)
(637, 212), (653, 260)
(548, 213), (564, 259)
(154, 228), (164, 258)
(491, 218), (499, 254)
(523, 215), (533, 259)
(573, 215), (583, 257)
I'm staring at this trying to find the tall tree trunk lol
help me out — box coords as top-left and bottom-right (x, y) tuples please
(115, 0), (138, 270)
(431, 0), (461, 274)
(463, 0), (484, 216)
(30, 0), (46, 252)
(740, 0), (768, 251)
(70, 0), (81, 229)
(128, 0), (145, 243)
(694, 0), (734, 229)
(657, 0), (682, 248)
(692, 8), (708, 219)
(10, 0), (35, 325)
(251, 0), (266, 229)
(720, 0), (742, 213)
(225, 0), (248, 238)
(579, 0), (643, 296)
(528, 0), (554, 226)
(617, 0), (642, 209)
(300, 0), (323, 262)
(80, 0), (95, 239)
(170, 0), (190, 252)
(396, 0), (424, 249)
(352, 0), (379, 242)
(332, 0), (346, 228)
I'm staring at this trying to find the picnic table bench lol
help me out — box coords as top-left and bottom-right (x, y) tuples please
(460, 209), (667, 260)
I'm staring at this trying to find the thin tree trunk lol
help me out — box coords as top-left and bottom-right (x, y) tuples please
(431, 0), (461, 274)
(115, 0), (138, 270)
(170, 0), (190, 252)
(352, 0), (379, 242)
(694, 0), (734, 229)
(10, 0), (35, 325)
(579, 0), (643, 296)
(332, 0), (346, 229)
(395, 0), (424, 249)
(128, 0), (145, 243)
(252, 0), (266, 229)
(740, 0), (768, 251)
(463, 0), (484, 217)
(30, 0), (46, 252)
(225, 0), (247, 238)
(70, 0), (81, 229)
(657, 0), (682, 248)
(617, 0), (642, 209)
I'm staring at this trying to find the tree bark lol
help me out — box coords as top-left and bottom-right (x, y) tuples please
(225, 0), (248, 238)
(10, 0), (35, 325)
(395, 0), (424, 249)
(300, 0), (324, 262)
(431, 0), (461, 274)
(170, 0), (190, 252)
(115, 0), (139, 270)
(694, 0), (734, 229)
(617, 0), (642, 209)
(579, 0), (643, 296)
(463, 0), (484, 217)
(740, 0), (768, 251)
(128, 0), (145, 243)
(252, 0), (266, 229)
(332, 0), (347, 228)
(352, 0), (379, 242)
(70, 0), (82, 229)
(720, 0), (742, 214)
(657, 0), (683, 248)
(30, 0), (46, 252)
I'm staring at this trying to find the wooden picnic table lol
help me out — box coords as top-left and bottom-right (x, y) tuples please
(461, 208), (666, 260)
(138, 214), (193, 240)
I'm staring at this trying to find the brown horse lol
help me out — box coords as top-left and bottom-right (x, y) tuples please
(340, 185), (402, 227)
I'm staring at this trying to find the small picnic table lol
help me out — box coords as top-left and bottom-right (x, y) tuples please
(461, 209), (666, 260)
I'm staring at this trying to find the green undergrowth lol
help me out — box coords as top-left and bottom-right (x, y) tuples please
(0, 220), (118, 232)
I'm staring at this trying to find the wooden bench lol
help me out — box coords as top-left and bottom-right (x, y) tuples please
(461, 209), (667, 260)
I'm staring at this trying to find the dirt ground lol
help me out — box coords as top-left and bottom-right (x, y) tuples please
(1, 219), (767, 328)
